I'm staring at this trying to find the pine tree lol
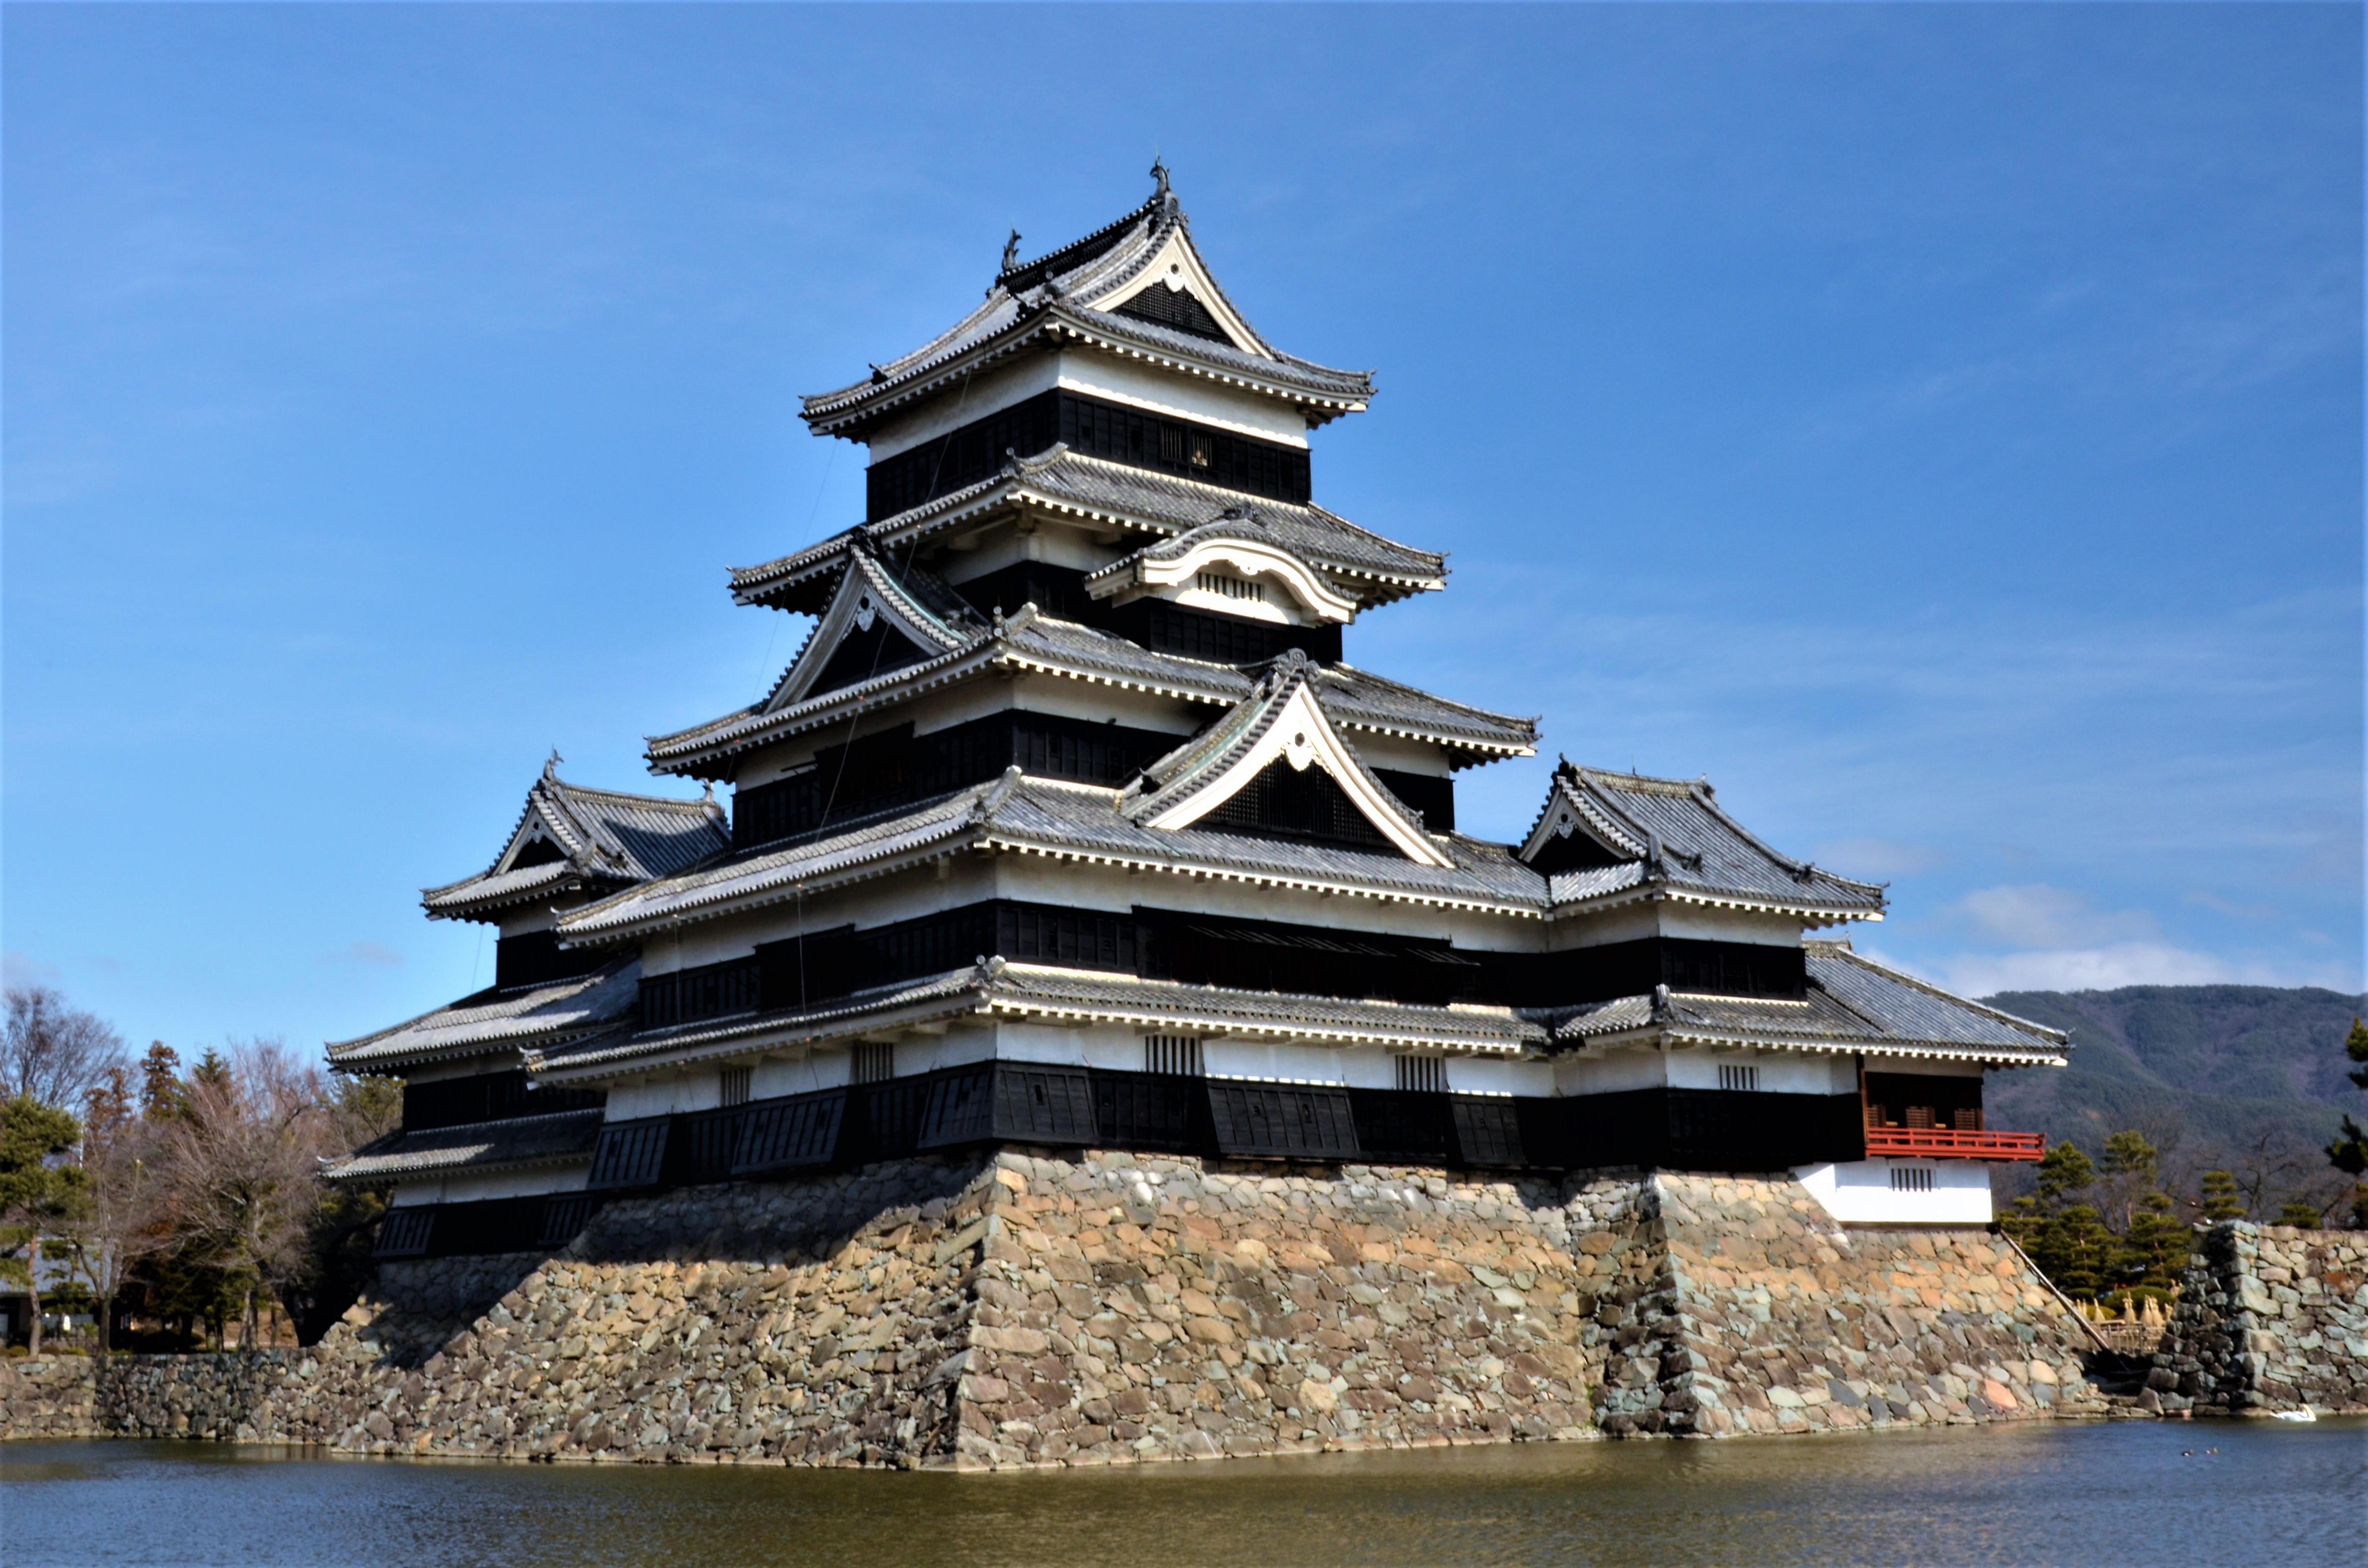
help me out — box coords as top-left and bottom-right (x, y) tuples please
(138, 1043), (182, 1119)
(2275, 1201), (2325, 1228)
(2346, 1017), (2368, 1092)
(0, 1095), (91, 1353)
(2199, 1169), (2245, 1222)
(2118, 1191), (2190, 1290)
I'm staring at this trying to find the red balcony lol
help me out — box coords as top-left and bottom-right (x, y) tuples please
(1864, 1126), (2045, 1162)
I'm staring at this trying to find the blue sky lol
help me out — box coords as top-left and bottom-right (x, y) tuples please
(5, 5), (2360, 1060)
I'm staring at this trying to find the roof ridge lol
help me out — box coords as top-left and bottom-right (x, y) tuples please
(1818, 945), (2069, 1045)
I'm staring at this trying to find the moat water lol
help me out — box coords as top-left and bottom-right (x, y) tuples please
(5, 1420), (2362, 1566)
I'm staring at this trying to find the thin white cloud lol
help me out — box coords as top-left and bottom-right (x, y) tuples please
(1877, 942), (2363, 999)
(323, 941), (403, 967)
(1814, 837), (1943, 878)
(2, 951), (63, 988)
(1955, 883), (2156, 949)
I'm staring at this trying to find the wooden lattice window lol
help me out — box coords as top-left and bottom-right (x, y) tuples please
(1145, 1036), (1203, 1077)
(1395, 1056), (1446, 1093)
(719, 1065), (752, 1108)
(1717, 1064), (1760, 1093)
(852, 1042), (895, 1085)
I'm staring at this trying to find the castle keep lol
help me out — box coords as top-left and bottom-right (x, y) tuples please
(327, 169), (2065, 1267)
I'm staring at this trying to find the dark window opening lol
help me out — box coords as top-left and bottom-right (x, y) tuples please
(1526, 826), (1630, 875)
(401, 1070), (604, 1132)
(639, 957), (763, 1029)
(804, 617), (933, 699)
(1108, 598), (1341, 666)
(731, 712), (1180, 852)
(509, 838), (566, 869)
(1863, 1072), (1984, 1132)
(494, 930), (610, 989)
(1370, 768), (1454, 834)
(1201, 757), (1398, 854)
(1114, 286), (1230, 342)
(863, 390), (1310, 521)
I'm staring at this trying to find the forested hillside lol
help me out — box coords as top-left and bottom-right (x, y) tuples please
(1979, 984), (2365, 1218)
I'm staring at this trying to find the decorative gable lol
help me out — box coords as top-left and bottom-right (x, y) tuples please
(1085, 518), (1360, 626)
(1123, 652), (1452, 866)
(766, 549), (978, 711)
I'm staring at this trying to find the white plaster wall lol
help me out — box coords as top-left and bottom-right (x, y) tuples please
(731, 674), (1201, 790)
(388, 1165), (588, 1208)
(604, 1074), (722, 1121)
(1345, 732), (1455, 777)
(1865, 1054), (1985, 1080)
(866, 357), (1062, 459)
(1663, 1046), (1855, 1095)
(1445, 1056), (1554, 1097)
(1544, 903), (1803, 952)
(1053, 352), (1311, 447)
(1205, 1040), (1366, 1085)
(1553, 1051), (1668, 1095)
(751, 1052), (852, 1098)
(403, 1054), (514, 1087)
(1796, 1159), (1994, 1225)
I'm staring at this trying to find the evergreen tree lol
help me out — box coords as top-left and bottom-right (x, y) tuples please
(0, 1095), (91, 1352)
(2116, 1191), (2190, 1290)
(2096, 1130), (2159, 1233)
(138, 1042), (182, 1119)
(2275, 1201), (2325, 1228)
(2346, 1017), (2368, 1092)
(2035, 1140), (2096, 1203)
(2199, 1169), (2245, 1222)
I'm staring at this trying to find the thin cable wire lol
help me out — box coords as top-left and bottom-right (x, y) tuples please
(791, 354), (986, 1005)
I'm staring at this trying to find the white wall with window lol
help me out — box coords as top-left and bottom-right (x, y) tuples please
(1794, 1157), (1994, 1224)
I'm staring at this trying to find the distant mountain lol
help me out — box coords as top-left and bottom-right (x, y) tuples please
(1978, 985), (2365, 1219)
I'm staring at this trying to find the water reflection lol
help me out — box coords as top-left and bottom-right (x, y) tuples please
(5, 1420), (2362, 1567)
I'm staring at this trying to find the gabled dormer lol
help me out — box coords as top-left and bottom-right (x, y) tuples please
(1084, 512), (1359, 627)
(1121, 650), (1452, 866)
(1519, 760), (1887, 925)
(804, 167), (1373, 507)
(761, 545), (984, 711)
(421, 757), (730, 984)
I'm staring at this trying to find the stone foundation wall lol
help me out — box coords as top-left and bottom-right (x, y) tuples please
(3, 1153), (2137, 1462)
(0, 1354), (100, 1438)
(2152, 1223), (2368, 1415)
(1593, 1174), (2110, 1436)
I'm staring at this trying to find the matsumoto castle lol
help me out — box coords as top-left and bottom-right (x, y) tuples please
(330, 170), (2064, 1258)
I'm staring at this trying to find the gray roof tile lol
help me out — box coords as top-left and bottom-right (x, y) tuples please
(326, 961), (641, 1071)
(1540, 943), (2065, 1063)
(645, 603), (1535, 776)
(422, 766), (730, 920)
(322, 1108), (604, 1185)
(531, 959), (1541, 1080)
(1525, 763), (1886, 920)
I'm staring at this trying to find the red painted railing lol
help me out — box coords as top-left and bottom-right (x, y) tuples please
(1864, 1126), (2046, 1162)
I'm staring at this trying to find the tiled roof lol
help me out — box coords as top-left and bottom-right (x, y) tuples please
(728, 450), (1443, 617)
(530, 959), (1540, 1081)
(644, 603), (1535, 777)
(557, 771), (1554, 944)
(800, 180), (1372, 437)
(1539, 943), (2066, 1065)
(325, 961), (642, 1072)
(421, 764), (730, 921)
(1120, 650), (1443, 862)
(1524, 762), (1886, 923)
(322, 1109), (604, 1186)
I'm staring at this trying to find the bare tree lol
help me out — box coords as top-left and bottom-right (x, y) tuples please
(3, 987), (126, 1110)
(153, 1041), (338, 1347)
(65, 1066), (171, 1350)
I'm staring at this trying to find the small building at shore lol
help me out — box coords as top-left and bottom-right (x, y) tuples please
(326, 170), (2063, 1255)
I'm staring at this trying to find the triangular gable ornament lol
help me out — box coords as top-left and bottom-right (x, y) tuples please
(1137, 656), (1452, 868)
